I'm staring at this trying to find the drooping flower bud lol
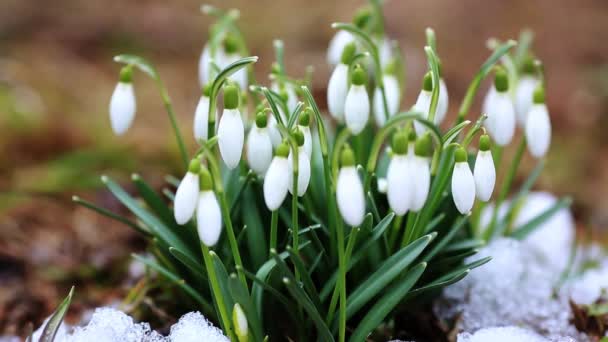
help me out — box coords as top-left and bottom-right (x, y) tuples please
(410, 133), (432, 211)
(344, 65), (370, 134)
(218, 84), (244, 169)
(193, 84), (212, 142)
(515, 58), (540, 126)
(174, 159), (201, 225)
(473, 135), (496, 202)
(436, 60), (450, 125)
(247, 112), (273, 176)
(336, 145), (365, 226)
(196, 166), (222, 246)
(264, 142), (290, 211)
(525, 86), (551, 158)
(198, 43), (227, 88)
(327, 30), (354, 66)
(373, 60), (401, 127)
(109, 66), (136, 135)
(482, 67), (515, 146)
(387, 131), (413, 215)
(298, 108), (313, 157)
(451, 146), (476, 214)
(327, 43), (356, 121)
(232, 303), (248, 342)
(413, 72), (433, 136)
(288, 129), (311, 197)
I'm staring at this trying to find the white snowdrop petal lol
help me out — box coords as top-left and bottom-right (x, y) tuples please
(327, 30), (353, 66)
(327, 64), (349, 121)
(525, 104), (551, 158)
(387, 155), (412, 215)
(410, 156), (430, 212)
(267, 115), (282, 148)
(193, 96), (210, 142)
(436, 78), (449, 125)
(264, 157), (289, 210)
(218, 108), (244, 169)
(287, 149), (311, 197)
(247, 126), (273, 175)
(198, 44), (211, 87)
(109, 82), (136, 136)
(300, 126), (313, 157)
(515, 76), (539, 126)
(336, 167), (365, 226)
(481, 87), (498, 137)
(344, 84), (370, 134)
(378, 37), (393, 67)
(377, 178), (388, 194)
(452, 161), (476, 214)
(413, 90), (432, 136)
(373, 76), (400, 127)
(174, 172), (200, 225)
(197, 191), (222, 247)
(486, 90), (516, 146)
(473, 150), (496, 202)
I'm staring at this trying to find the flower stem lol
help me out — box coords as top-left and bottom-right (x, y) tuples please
(336, 217), (347, 342)
(201, 244), (236, 340)
(270, 210), (279, 255)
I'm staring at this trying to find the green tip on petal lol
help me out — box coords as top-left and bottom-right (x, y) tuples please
(533, 85), (545, 104)
(202, 83), (212, 97)
(293, 129), (305, 147)
(391, 131), (408, 155)
(270, 62), (281, 75)
(494, 66), (509, 92)
(276, 142), (290, 158)
(223, 34), (239, 54)
(223, 84), (240, 109)
(422, 72), (433, 92)
(408, 130), (417, 142)
(340, 42), (357, 65)
(299, 108), (311, 126)
(414, 132), (433, 157)
(521, 56), (536, 75)
(479, 134), (491, 151)
(119, 65), (133, 83)
(340, 145), (356, 167)
(255, 112), (267, 128)
(199, 166), (213, 191)
(351, 65), (367, 86)
(454, 146), (468, 163)
(188, 159), (201, 173)
(353, 7), (372, 29)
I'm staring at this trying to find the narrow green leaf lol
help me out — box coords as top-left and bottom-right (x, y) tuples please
(421, 216), (468, 263)
(442, 239), (486, 254)
(344, 233), (435, 321)
(442, 120), (471, 147)
(406, 269), (470, 299)
(39, 286), (74, 342)
(132, 174), (174, 224)
(228, 274), (263, 342)
(169, 247), (207, 281)
(286, 246), (322, 311)
(72, 195), (147, 235)
(242, 188), (267, 269)
(350, 263), (427, 342)
(510, 197), (572, 240)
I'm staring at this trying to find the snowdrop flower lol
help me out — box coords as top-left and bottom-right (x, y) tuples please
(193, 84), (212, 142)
(221, 35), (248, 90)
(264, 142), (290, 211)
(109, 66), (136, 136)
(436, 63), (449, 125)
(298, 108), (313, 157)
(326, 8), (369, 66)
(514, 58), (540, 126)
(413, 73), (433, 136)
(174, 159), (201, 225)
(287, 129), (311, 197)
(197, 166), (222, 246)
(387, 132), (415, 215)
(482, 67), (515, 146)
(336, 146), (365, 226)
(247, 112), (273, 176)
(218, 84), (244, 169)
(344, 65), (370, 134)
(377, 37), (393, 67)
(473, 135), (496, 202)
(327, 42), (356, 121)
(373, 60), (400, 127)
(451, 146), (475, 214)
(410, 133), (433, 211)
(198, 43), (227, 87)
(525, 86), (551, 158)
(232, 303), (248, 342)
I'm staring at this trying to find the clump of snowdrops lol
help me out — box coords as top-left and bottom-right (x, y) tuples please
(75, 2), (570, 341)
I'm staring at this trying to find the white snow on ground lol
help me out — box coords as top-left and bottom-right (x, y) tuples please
(31, 308), (228, 342)
(564, 259), (608, 305)
(457, 326), (551, 342)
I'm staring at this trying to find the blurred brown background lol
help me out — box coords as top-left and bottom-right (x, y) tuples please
(0, 0), (607, 336)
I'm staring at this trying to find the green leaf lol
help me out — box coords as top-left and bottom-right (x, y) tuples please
(510, 197), (572, 240)
(286, 246), (323, 311)
(132, 173), (174, 225)
(210, 252), (235, 314)
(212, 56), (258, 95)
(114, 54), (158, 79)
(406, 269), (470, 299)
(421, 216), (468, 263)
(39, 286), (74, 342)
(350, 263), (427, 342)
(228, 274), (264, 342)
(344, 233), (435, 322)
(442, 239), (486, 254)
(72, 195), (147, 235)
(442, 120), (471, 147)
(169, 247), (207, 282)
(242, 188), (267, 269)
